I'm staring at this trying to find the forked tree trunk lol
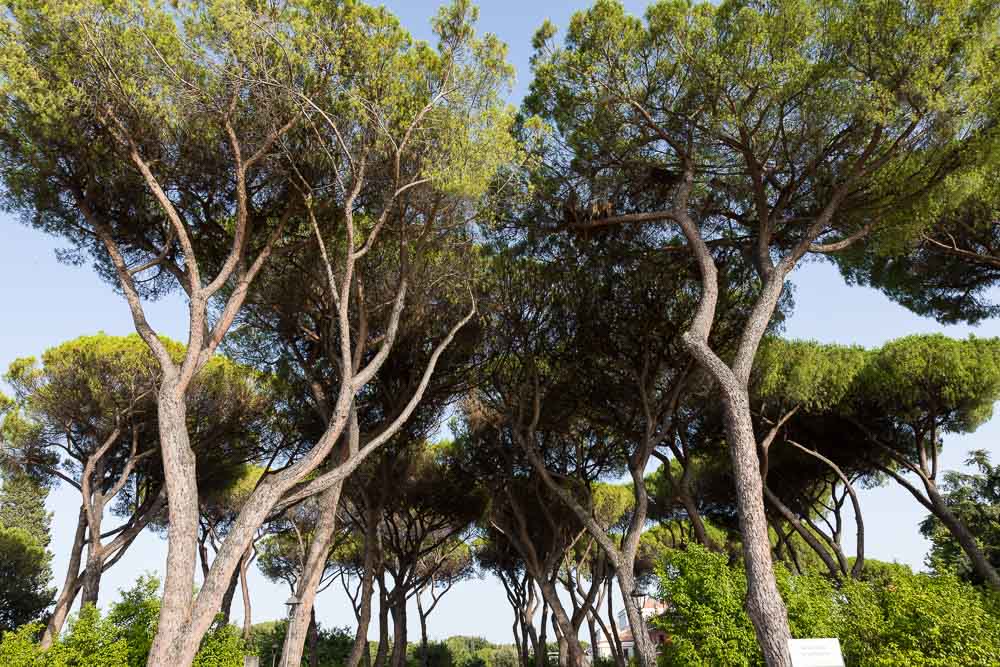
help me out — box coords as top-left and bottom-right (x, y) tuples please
(41, 509), (87, 648)
(537, 580), (584, 667)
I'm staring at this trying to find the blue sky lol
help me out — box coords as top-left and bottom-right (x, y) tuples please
(2, 0), (998, 645)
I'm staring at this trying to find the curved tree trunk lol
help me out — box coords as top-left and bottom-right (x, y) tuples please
(719, 394), (792, 666)
(281, 482), (344, 667)
(346, 525), (378, 667)
(763, 487), (842, 578)
(240, 549), (253, 641)
(537, 580), (584, 667)
(41, 509), (87, 648)
(926, 483), (1000, 589)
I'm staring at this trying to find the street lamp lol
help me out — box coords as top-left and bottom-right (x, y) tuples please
(279, 595), (301, 667)
(284, 594), (300, 618)
(629, 588), (646, 608)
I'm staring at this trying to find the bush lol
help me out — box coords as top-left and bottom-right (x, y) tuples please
(250, 619), (353, 667)
(0, 575), (249, 667)
(653, 544), (1000, 667)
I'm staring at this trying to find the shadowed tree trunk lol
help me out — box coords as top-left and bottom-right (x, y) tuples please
(374, 574), (390, 667)
(347, 517), (380, 667)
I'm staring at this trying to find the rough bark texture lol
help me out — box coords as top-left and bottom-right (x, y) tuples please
(148, 388), (202, 666)
(389, 593), (408, 667)
(374, 577), (390, 667)
(719, 393), (792, 666)
(926, 482), (1000, 589)
(308, 608), (320, 667)
(346, 523), (378, 667)
(537, 580), (585, 667)
(220, 565), (240, 626)
(281, 482), (345, 667)
(41, 509), (87, 648)
(240, 550), (253, 641)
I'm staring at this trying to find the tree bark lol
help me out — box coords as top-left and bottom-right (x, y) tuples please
(605, 580), (624, 667)
(308, 607), (320, 667)
(416, 588), (429, 667)
(537, 580), (584, 667)
(926, 482), (1000, 589)
(41, 508), (87, 648)
(148, 388), (202, 666)
(220, 564), (241, 625)
(389, 592), (408, 667)
(374, 575), (390, 667)
(536, 601), (548, 667)
(346, 522), (378, 667)
(281, 482), (345, 667)
(240, 549), (253, 641)
(717, 392), (792, 666)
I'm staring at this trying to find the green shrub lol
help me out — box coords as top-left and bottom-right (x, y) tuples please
(0, 576), (249, 666)
(653, 544), (1000, 667)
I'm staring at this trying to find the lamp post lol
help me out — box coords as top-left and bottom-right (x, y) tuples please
(280, 595), (300, 667)
(629, 588), (646, 608)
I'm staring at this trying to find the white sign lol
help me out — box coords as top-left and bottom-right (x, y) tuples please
(788, 638), (845, 667)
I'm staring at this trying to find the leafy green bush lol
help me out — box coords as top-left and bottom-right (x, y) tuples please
(0, 575), (248, 666)
(250, 619), (352, 667)
(654, 544), (1000, 667)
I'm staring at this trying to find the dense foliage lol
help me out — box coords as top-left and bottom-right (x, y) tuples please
(0, 576), (247, 667)
(1, 0), (1000, 665)
(653, 545), (1000, 667)
(0, 473), (54, 634)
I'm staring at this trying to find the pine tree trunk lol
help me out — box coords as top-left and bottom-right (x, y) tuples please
(373, 578), (390, 667)
(220, 565), (241, 625)
(346, 526), (378, 667)
(281, 483), (344, 667)
(926, 482), (1000, 589)
(148, 389), (202, 666)
(240, 549), (253, 641)
(389, 594), (408, 667)
(720, 390), (792, 667)
(308, 607), (320, 667)
(42, 509), (87, 648)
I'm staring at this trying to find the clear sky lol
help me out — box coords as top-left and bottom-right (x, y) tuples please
(1, 0), (998, 646)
